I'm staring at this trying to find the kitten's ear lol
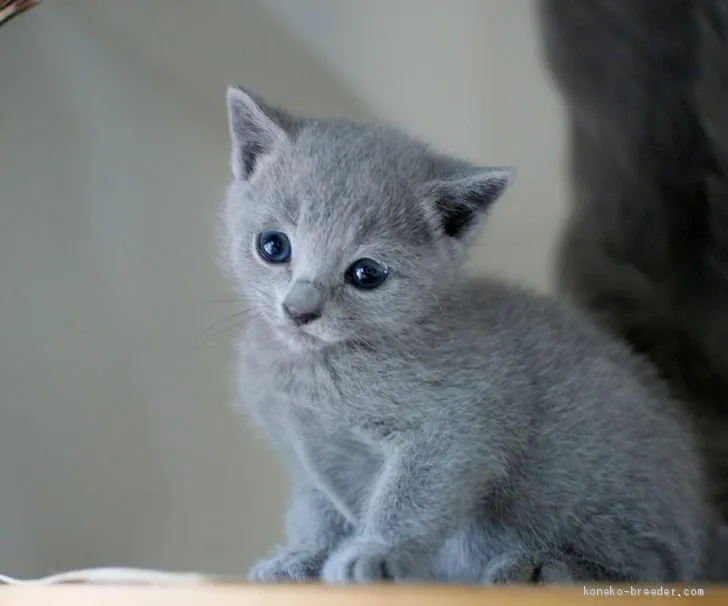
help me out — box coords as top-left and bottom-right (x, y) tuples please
(226, 86), (290, 180)
(419, 167), (513, 242)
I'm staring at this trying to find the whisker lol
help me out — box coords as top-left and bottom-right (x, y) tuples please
(197, 325), (245, 347)
(201, 309), (254, 335)
(197, 298), (241, 304)
(196, 315), (253, 348)
(243, 282), (270, 298)
(219, 267), (238, 281)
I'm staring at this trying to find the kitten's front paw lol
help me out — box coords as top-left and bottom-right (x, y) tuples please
(484, 550), (616, 584)
(248, 549), (325, 582)
(484, 551), (575, 584)
(322, 540), (421, 583)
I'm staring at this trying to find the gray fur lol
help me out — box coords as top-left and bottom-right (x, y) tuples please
(537, 0), (728, 518)
(222, 86), (718, 583)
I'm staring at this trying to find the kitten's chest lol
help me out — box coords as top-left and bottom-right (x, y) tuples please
(237, 331), (410, 519)
(237, 329), (432, 436)
(294, 419), (384, 521)
(237, 338), (342, 436)
(244, 354), (384, 518)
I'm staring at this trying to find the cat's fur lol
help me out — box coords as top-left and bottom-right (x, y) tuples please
(537, 0), (728, 518)
(222, 87), (719, 583)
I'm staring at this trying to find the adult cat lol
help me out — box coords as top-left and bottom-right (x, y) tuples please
(538, 0), (728, 518)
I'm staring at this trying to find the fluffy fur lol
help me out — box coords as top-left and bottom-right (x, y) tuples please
(222, 87), (720, 583)
(537, 0), (728, 518)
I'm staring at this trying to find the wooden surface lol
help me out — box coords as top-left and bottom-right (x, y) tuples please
(0, 585), (726, 605)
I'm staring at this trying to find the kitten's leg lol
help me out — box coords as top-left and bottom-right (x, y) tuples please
(483, 550), (630, 584)
(321, 433), (501, 583)
(249, 474), (352, 582)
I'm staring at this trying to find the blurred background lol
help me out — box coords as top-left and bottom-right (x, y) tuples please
(0, 0), (566, 576)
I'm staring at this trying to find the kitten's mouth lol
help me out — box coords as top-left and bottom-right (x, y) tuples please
(273, 321), (325, 349)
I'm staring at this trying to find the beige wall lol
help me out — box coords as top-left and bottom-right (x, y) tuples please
(0, 0), (566, 577)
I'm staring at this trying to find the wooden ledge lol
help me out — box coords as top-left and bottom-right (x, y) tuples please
(0, 584), (726, 606)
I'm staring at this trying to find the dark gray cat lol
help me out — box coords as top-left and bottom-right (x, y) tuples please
(222, 87), (722, 583)
(538, 0), (728, 518)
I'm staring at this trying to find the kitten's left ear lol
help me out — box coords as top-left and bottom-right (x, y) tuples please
(226, 86), (291, 180)
(419, 167), (514, 243)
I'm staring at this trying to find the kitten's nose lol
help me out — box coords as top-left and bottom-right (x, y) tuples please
(282, 280), (324, 326)
(283, 304), (321, 326)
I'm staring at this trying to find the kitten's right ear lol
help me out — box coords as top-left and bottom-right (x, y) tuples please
(226, 86), (289, 180)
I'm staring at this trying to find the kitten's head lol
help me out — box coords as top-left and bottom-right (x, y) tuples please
(222, 86), (512, 350)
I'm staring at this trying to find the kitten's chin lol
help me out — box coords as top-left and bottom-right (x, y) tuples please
(271, 323), (330, 352)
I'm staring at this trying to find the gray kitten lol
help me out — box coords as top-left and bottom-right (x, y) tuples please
(222, 86), (720, 583)
(537, 0), (728, 518)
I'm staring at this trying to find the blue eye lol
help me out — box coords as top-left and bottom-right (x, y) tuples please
(346, 258), (389, 290)
(257, 230), (291, 264)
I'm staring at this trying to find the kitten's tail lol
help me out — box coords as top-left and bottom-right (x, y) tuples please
(695, 0), (728, 279)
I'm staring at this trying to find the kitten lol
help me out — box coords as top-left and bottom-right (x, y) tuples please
(537, 0), (728, 518)
(222, 86), (718, 583)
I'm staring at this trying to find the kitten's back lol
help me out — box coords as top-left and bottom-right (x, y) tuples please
(387, 277), (712, 580)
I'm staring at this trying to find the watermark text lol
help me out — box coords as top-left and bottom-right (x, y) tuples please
(584, 585), (705, 598)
